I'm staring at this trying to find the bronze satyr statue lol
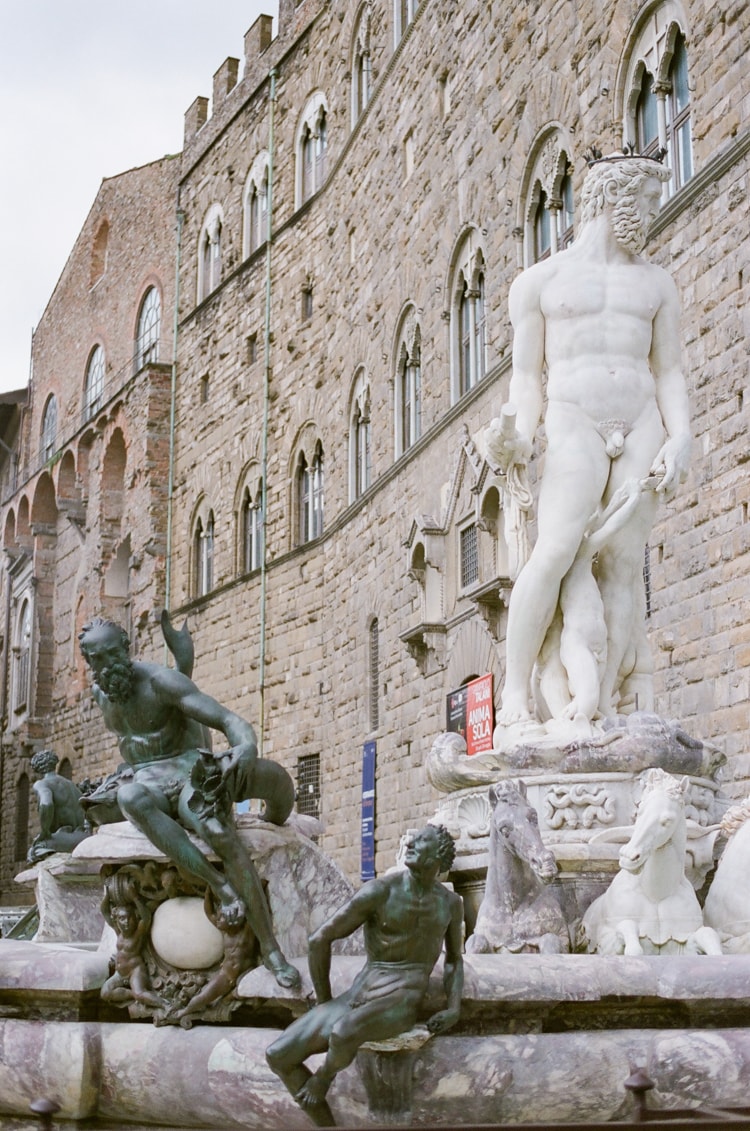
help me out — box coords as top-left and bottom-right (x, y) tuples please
(266, 824), (463, 1127)
(27, 749), (89, 863)
(78, 612), (300, 990)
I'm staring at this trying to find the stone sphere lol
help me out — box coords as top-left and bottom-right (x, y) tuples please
(150, 897), (224, 970)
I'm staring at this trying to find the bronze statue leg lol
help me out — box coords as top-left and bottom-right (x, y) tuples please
(178, 791), (302, 991)
(116, 782), (242, 923)
(266, 1007), (338, 1127)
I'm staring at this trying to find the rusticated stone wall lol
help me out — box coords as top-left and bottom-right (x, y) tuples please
(169, 0), (750, 881)
(0, 160), (178, 900)
(0, 0), (747, 897)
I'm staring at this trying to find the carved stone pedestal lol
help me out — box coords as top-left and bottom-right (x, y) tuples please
(429, 714), (727, 933)
(57, 814), (361, 1026)
(357, 1026), (433, 1126)
(14, 853), (106, 945)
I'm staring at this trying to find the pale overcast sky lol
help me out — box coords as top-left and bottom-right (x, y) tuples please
(0, 0), (277, 394)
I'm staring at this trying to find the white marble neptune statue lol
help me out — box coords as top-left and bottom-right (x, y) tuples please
(487, 153), (691, 737)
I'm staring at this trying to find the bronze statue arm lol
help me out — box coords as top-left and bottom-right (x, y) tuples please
(151, 667), (258, 753)
(307, 881), (386, 1003)
(426, 896), (464, 1035)
(33, 783), (55, 839)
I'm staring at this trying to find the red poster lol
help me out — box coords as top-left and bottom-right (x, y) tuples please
(465, 674), (494, 756)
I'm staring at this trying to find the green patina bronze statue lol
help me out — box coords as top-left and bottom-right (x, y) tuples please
(79, 611), (300, 990)
(266, 824), (463, 1127)
(27, 749), (89, 863)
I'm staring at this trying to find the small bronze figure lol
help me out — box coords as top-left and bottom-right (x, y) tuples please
(266, 824), (463, 1127)
(27, 749), (89, 863)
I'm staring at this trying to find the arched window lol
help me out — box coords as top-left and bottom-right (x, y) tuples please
(531, 171), (574, 262)
(83, 345), (105, 421)
(298, 445), (324, 543)
(369, 617), (380, 730)
(450, 233), (486, 400)
(13, 599), (32, 713)
(198, 206), (223, 301)
(193, 511), (215, 597)
(349, 370), (371, 502)
(296, 95), (328, 207)
(520, 134), (575, 266)
(135, 286), (161, 370)
(40, 395), (57, 462)
(621, 8), (693, 197)
(351, 5), (371, 125)
(242, 483), (264, 573)
(243, 153), (271, 257)
(394, 311), (421, 456)
(15, 773), (30, 861)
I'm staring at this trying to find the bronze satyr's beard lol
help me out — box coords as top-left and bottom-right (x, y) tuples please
(95, 657), (136, 703)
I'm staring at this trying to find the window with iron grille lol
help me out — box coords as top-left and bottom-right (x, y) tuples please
(297, 753), (321, 820)
(460, 523), (479, 589)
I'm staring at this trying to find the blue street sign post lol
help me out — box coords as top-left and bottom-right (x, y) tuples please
(361, 740), (376, 881)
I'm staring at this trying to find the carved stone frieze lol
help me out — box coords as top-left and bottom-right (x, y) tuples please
(544, 783), (616, 831)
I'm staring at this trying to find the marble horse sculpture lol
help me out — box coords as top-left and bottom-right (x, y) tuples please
(704, 797), (750, 953)
(466, 780), (569, 954)
(582, 768), (722, 955)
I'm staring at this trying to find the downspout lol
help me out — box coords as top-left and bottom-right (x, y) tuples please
(0, 573), (12, 854)
(259, 68), (277, 755)
(165, 194), (184, 656)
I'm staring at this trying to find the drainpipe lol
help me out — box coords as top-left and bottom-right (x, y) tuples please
(165, 196), (184, 654)
(0, 555), (12, 864)
(259, 68), (277, 755)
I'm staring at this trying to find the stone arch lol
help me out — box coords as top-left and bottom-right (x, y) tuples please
(516, 123), (576, 230)
(30, 473), (58, 527)
(615, 0), (690, 136)
(104, 534), (131, 598)
(444, 619), (502, 703)
(233, 457), (263, 517)
(235, 459), (264, 575)
(17, 496), (31, 544)
(480, 483), (509, 577)
(101, 428), (127, 524)
(56, 451), (78, 502)
(77, 431), (96, 497)
(287, 421), (322, 481)
(3, 508), (16, 553)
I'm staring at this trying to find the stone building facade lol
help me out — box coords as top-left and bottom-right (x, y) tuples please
(0, 0), (747, 896)
(0, 158), (179, 897)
